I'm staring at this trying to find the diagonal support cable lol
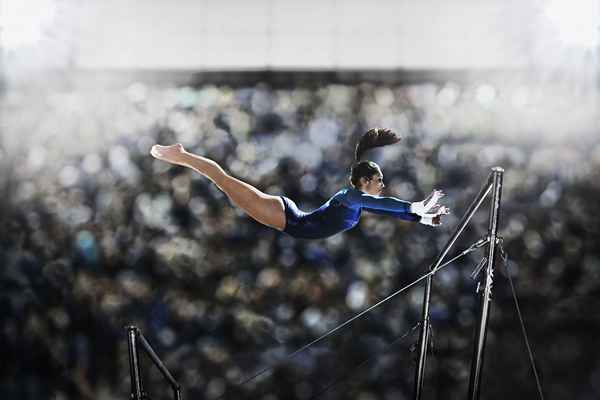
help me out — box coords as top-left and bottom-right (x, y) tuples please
(502, 249), (545, 400)
(221, 243), (483, 398)
(309, 322), (422, 400)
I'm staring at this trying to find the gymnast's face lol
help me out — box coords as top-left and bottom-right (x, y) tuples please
(360, 171), (385, 196)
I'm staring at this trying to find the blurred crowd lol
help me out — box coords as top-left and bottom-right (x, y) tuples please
(1, 76), (600, 400)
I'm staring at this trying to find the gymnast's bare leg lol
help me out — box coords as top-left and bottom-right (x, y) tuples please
(151, 143), (286, 231)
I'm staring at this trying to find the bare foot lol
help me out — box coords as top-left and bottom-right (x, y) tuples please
(150, 143), (187, 166)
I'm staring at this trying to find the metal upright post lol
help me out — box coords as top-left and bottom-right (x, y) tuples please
(413, 171), (494, 400)
(413, 275), (432, 400)
(127, 326), (144, 400)
(467, 167), (504, 400)
(126, 325), (182, 400)
(173, 386), (182, 400)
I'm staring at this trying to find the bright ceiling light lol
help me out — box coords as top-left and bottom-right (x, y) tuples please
(543, 0), (600, 48)
(0, 0), (57, 50)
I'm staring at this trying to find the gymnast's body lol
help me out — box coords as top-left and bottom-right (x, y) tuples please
(150, 128), (449, 239)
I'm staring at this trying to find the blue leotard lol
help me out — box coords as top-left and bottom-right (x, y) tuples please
(280, 188), (420, 239)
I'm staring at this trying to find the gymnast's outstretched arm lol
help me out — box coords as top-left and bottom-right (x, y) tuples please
(346, 189), (449, 225)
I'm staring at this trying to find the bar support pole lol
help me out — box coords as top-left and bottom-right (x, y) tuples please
(467, 167), (504, 400)
(127, 326), (144, 400)
(413, 171), (494, 400)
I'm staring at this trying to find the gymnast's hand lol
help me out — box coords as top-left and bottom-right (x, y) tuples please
(150, 143), (188, 166)
(410, 189), (446, 217)
(419, 204), (450, 226)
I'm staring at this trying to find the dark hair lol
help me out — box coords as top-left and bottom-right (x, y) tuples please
(349, 128), (401, 188)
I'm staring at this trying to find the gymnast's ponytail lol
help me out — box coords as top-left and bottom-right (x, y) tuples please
(354, 128), (400, 162)
(350, 128), (401, 188)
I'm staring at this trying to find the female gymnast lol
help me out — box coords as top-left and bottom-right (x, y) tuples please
(150, 128), (449, 239)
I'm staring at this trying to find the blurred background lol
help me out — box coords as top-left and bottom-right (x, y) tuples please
(1, 0), (599, 399)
